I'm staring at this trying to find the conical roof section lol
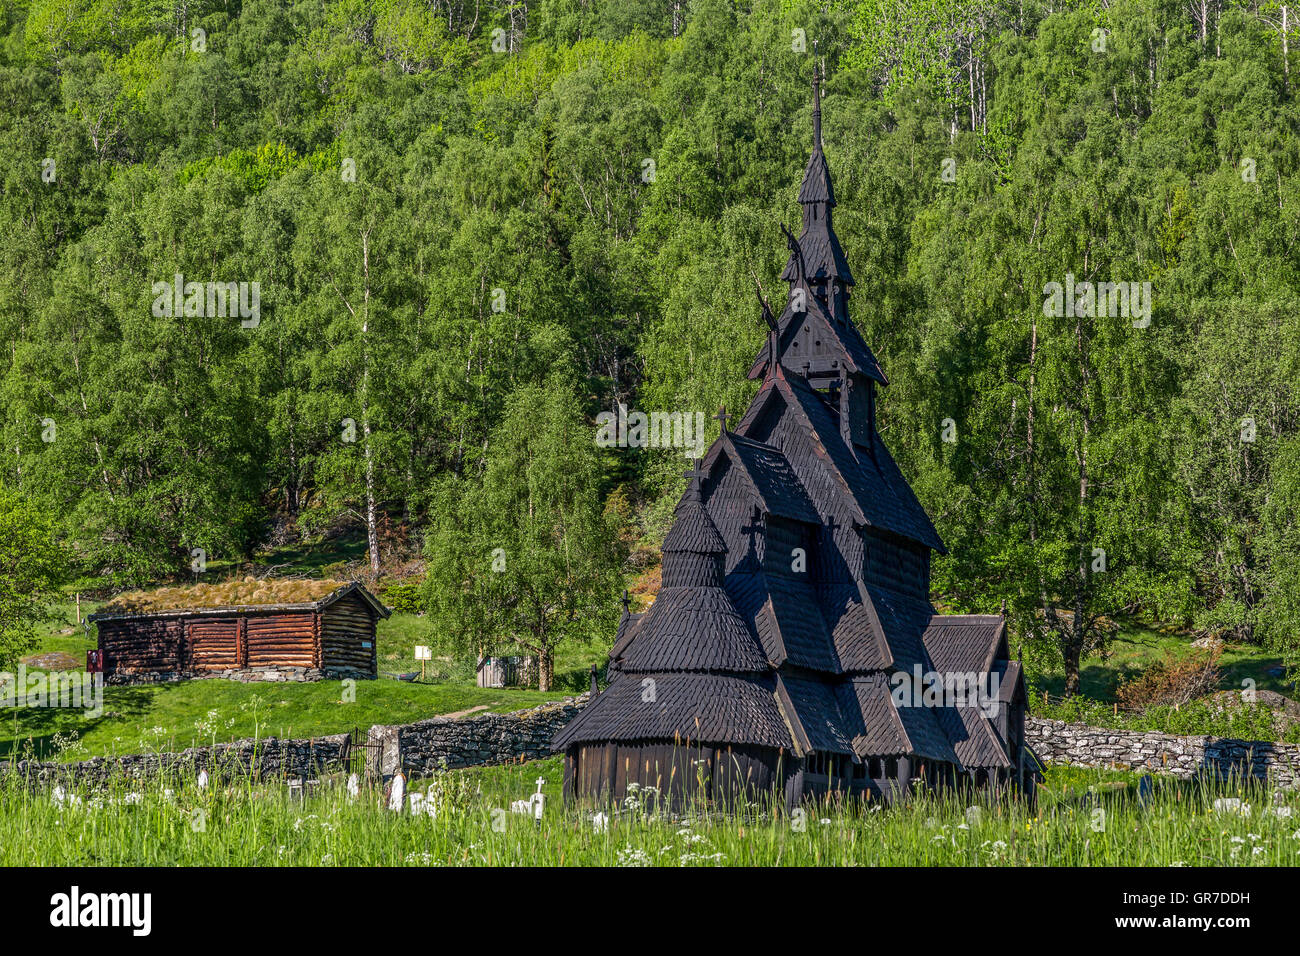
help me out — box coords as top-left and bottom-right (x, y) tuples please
(610, 471), (767, 673)
(798, 146), (835, 206)
(662, 478), (725, 555)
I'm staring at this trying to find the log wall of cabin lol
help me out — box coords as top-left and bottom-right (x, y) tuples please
(187, 618), (241, 671)
(98, 599), (381, 681)
(245, 612), (317, 667)
(320, 595), (378, 677)
(99, 617), (185, 675)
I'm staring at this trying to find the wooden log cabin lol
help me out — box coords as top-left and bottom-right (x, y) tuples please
(552, 69), (1038, 810)
(89, 579), (389, 683)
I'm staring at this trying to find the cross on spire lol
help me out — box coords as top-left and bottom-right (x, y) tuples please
(714, 406), (729, 433)
(620, 589), (631, 615)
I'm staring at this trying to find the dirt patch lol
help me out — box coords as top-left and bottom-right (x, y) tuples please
(438, 704), (492, 720)
(20, 651), (84, 672)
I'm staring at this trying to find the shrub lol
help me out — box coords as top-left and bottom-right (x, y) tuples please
(381, 580), (425, 615)
(1117, 647), (1223, 712)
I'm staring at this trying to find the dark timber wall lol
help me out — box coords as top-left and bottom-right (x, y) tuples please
(563, 741), (793, 809)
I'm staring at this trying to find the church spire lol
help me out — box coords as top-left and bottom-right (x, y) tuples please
(782, 62), (854, 296)
(812, 58), (823, 149)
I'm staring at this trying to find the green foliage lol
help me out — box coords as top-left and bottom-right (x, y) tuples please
(423, 365), (624, 689)
(0, 487), (68, 669)
(379, 579), (424, 615)
(2, 0), (1300, 694)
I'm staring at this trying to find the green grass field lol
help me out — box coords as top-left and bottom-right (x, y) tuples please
(2, 760), (1295, 866)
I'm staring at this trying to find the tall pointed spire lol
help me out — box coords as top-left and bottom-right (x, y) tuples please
(812, 58), (823, 150)
(783, 61), (853, 295)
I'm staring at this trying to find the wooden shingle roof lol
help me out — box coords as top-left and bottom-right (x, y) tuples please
(717, 433), (821, 525)
(551, 672), (794, 751)
(746, 292), (885, 384)
(836, 673), (961, 765)
(776, 672), (856, 756)
(619, 586), (768, 673)
(748, 368), (943, 552)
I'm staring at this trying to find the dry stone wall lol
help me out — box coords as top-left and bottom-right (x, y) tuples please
(2, 733), (351, 788)
(1026, 717), (1300, 787)
(3, 696), (592, 791)
(368, 695), (590, 777)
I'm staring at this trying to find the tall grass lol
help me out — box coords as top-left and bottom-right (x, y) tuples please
(2, 759), (1296, 866)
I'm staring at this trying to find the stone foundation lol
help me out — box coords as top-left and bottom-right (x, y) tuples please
(107, 665), (374, 685)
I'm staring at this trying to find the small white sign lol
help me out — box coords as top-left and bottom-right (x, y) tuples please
(414, 646), (432, 661)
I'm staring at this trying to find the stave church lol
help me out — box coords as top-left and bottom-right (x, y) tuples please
(553, 71), (1037, 810)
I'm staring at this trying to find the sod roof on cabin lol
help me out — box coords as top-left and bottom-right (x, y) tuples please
(92, 578), (388, 619)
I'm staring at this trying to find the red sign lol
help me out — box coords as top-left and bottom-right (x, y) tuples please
(86, 649), (103, 673)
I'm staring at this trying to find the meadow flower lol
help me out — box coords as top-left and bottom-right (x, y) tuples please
(617, 847), (651, 867)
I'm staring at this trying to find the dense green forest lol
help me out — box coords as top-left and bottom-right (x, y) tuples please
(3, 0), (1300, 683)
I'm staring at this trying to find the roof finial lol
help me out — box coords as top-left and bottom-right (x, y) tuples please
(812, 53), (823, 149)
(684, 458), (706, 488)
(781, 222), (807, 289)
(714, 406), (729, 433)
(755, 280), (780, 373)
(620, 589), (631, 616)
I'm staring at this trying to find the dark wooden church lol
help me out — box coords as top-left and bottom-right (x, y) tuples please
(554, 73), (1036, 809)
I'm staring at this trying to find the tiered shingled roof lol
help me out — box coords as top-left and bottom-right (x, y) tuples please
(555, 68), (1025, 782)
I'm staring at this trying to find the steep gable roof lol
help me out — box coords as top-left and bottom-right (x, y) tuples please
(747, 290), (886, 384)
(781, 213), (855, 287)
(736, 366), (945, 552)
(835, 673), (960, 765)
(717, 433), (821, 525)
(775, 671), (856, 756)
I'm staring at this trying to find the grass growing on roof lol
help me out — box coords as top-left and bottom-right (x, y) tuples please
(99, 578), (355, 615)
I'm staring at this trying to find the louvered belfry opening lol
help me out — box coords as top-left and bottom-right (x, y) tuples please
(554, 69), (1037, 811)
